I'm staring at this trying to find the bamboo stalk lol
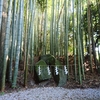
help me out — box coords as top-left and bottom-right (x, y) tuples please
(87, 0), (93, 72)
(43, 0), (47, 55)
(12, 0), (23, 88)
(77, 0), (82, 84)
(9, 0), (17, 83)
(1, 0), (13, 92)
(0, 0), (3, 33)
(64, 0), (69, 80)
(50, 0), (55, 55)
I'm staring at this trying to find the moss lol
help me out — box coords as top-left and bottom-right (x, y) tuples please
(53, 60), (67, 87)
(34, 56), (67, 86)
(35, 60), (51, 82)
(40, 54), (55, 65)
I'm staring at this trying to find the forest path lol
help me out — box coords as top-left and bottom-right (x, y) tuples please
(0, 87), (100, 100)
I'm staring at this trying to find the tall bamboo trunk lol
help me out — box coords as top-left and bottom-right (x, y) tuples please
(12, 0), (23, 88)
(24, 0), (29, 87)
(0, 0), (3, 33)
(87, 0), (93, 72)
(9, 0), (17, 83)
(42, 0), (47, 55)
(1, 0), (13, 92)
(50, 0), (55, 55)
(0, 0), (7, 91)
(64, 0), (69, 79)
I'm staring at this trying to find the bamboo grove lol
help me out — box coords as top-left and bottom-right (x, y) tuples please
(0, 0), (100, 92)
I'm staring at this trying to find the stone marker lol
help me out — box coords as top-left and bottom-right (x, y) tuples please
(34, 54), (67, 87)
(34, 60), (51, 82)
(52, 60), (67, 87)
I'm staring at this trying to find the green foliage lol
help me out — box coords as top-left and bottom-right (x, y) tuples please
(83, 3), (98, 33)
(37, 0), (47, 12)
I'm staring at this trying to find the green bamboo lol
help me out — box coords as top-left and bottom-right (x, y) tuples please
(20, 1), (24, 61)
(30, 0), (35, 74)
(24, 0), (29, 87)
(96, 0), (100, 33)
(36, 10), (40, 56)
(34, 14), (38, 56)
(1, 0), (13, 92)
(9, 0), (17, 83)
(42, 0), (47, 55)
(64, 0), (69, 79)
(79, 0), (85, 80)
(50, 0), (55, 55)
(0, 0), (3, 33)
(59, 1), (64, 56)
(39, 11), (43, 55)
(59, 24), (64, 56)
(53, 0), (57, 56)
(56, 0), (60, 56)
(72, 0), (77, 81)
(12, 0), (23, 88)
(77, 0), (82, 84)
(13, 12), (18, 60)
(96, 0), (100, 65)
(91, 10), (97, 69)
(87, 0), (93, 72)
(25, 2), (32, 85)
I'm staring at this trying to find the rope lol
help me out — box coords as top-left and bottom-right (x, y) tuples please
(37, 65), (68, 76)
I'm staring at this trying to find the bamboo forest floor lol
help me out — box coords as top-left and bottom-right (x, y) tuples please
(4, 55), (100, 93)
(4, 69), (100, 94)
(1, 70), (100, 100)
(0, 55), (100, 100)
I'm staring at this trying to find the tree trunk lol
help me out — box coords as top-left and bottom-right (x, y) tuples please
(0, 0), (7, 90)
